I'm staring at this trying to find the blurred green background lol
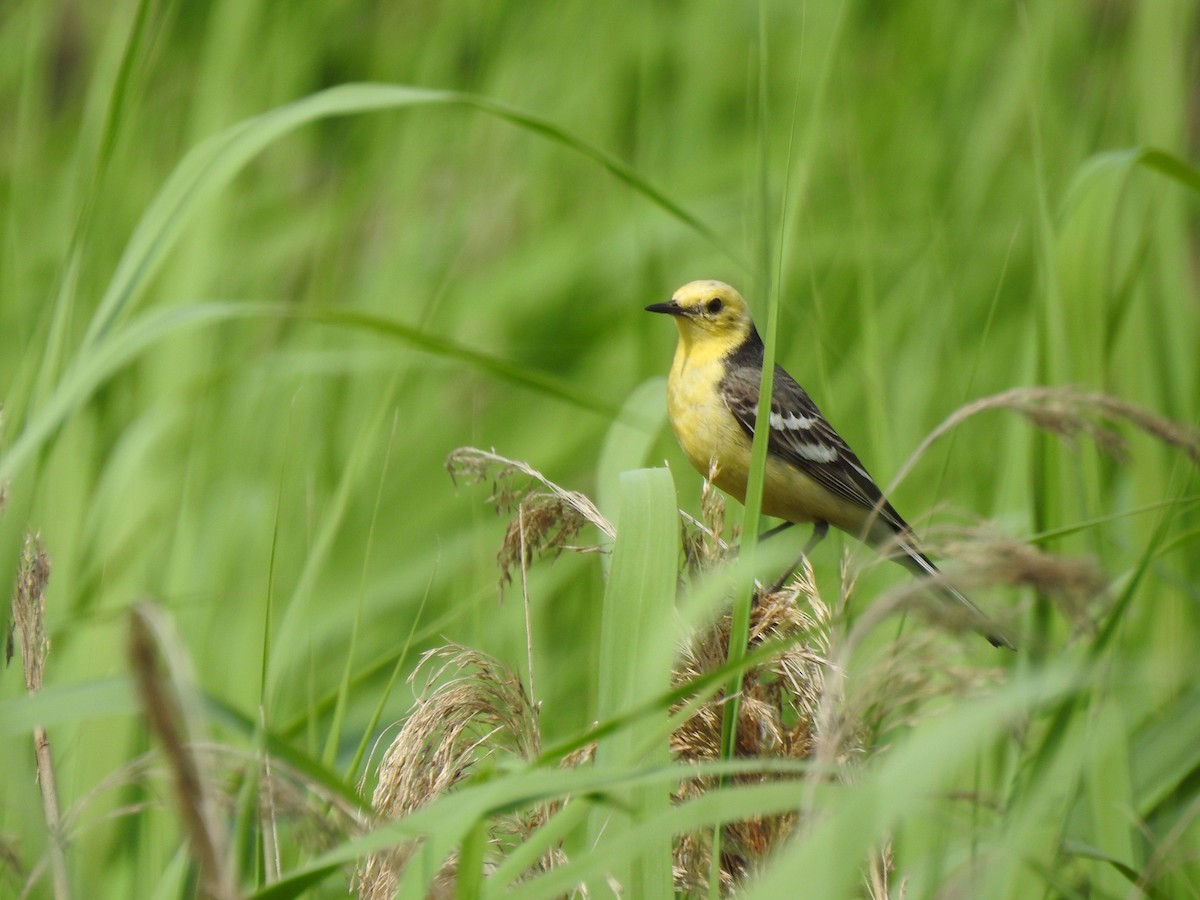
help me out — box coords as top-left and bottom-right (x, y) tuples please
(2, 1), (1198, 895)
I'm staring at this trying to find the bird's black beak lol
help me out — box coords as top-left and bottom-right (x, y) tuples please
(645, 300), (685, 316)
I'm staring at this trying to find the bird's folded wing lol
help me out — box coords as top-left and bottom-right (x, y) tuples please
(720, 364), (909, 534)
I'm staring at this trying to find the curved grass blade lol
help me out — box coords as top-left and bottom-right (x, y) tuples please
(1059, 840), (1174, 900)
(1, 302), (276, 485)
(82, 82), (742, 351)
(301, 308), (621, 420)
(0, 301), (621, 485)
(1064, 148), (1200, 212)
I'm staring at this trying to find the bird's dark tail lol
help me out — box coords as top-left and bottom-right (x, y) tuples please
(897, 543), (1015, 650)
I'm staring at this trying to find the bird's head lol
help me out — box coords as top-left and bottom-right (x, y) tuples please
(645, 280), (754, 343)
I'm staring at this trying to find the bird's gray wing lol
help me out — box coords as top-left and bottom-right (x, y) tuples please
(721, 360), (1013, 648)
(719, 363), (909, 534)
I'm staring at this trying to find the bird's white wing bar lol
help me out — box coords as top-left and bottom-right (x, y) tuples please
(720, 363), (909, 534)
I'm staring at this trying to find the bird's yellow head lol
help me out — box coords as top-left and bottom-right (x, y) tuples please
(644, 280), (754, 345)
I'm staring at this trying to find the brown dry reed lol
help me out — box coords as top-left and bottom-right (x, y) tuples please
(125, 607), (358, 894)
(356, 646), (546, 899)
(128, 604), (236, 900)
(11, 533), (51, 693)
(9, 532), (70, 900)
(446, 447), (615, 593)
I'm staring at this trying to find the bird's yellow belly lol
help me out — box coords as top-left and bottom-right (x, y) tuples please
(666, 353), (865, 533)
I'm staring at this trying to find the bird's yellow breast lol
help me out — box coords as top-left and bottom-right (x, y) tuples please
(666, 339), (749, 485)
(665, 337), (866, 533)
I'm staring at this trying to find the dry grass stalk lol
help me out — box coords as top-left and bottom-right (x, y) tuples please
(12, 533), (51, 693)
(10, 532), (69, 900)
(128, 604), (235, 900)
(682, 461), (738, 575)
(944, 530), (1108, 630)
(892, 386), (1200, 494)
(867, 840), (906, 900)
(446, 447), (614, 591)
(357, 646), (546, 899)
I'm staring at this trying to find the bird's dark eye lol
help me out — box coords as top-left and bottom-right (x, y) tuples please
(706, 297), (724, 314)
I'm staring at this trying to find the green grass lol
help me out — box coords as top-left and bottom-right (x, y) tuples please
(2, 2), (1199, 897)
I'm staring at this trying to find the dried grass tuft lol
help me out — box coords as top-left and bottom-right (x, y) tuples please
(356, 646), (548, 899)
(11, 533), (51, 692)
(358, 604), (833, 898)
(681, 462), (739, 575)
(671, 572), (833, 890)
(446, 447), (614, 591)
(9, 532), (70, 900)
(369, 646), (541, 817)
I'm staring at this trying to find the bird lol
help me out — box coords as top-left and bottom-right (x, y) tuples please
(646, 279), (1014, 649)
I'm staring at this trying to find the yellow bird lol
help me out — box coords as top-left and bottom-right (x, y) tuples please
(647, 280), (1013, 649)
